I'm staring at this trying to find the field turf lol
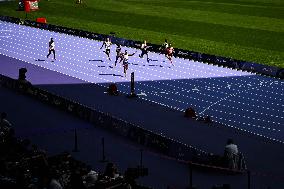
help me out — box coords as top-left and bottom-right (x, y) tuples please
(0, 0), (283, 68)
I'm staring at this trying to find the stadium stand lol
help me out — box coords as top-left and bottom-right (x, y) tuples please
(0, 113), (153, 189)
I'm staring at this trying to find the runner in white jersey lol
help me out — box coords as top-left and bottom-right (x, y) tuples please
(139, 40), (150, 62)
(46, 38), (56, 60)
(122, 50), (136, 77)
(100, 37), (112, 61)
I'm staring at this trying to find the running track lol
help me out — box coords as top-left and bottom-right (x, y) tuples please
(0, 21), (283, 142)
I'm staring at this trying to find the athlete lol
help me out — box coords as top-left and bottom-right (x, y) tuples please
(139, 40), (150, 62)
(114, 44), (123, 66)
(165, 44), (174, 65)
(122, 50), (136, 77)
(100, 37), (112, 61)
(159, 39), (169, 55)
(46, 38), (56, 60)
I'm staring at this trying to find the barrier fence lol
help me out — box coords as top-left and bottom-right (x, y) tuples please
(0, 15), (283, 79)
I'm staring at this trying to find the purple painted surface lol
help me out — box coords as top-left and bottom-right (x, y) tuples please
(0, 21), (283, 143)
(0, 21), (251, 83)
(0, 54), (87, 85)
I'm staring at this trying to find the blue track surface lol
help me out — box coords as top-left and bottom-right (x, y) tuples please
(0, 21), (283, 142)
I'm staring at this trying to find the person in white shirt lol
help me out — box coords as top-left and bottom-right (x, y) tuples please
(100, 37), (112, 61)
(224, 138), (239, 169)
(0, 112), (12, 132)
(122, 50), (136, 77)
(49, 178), (63, 189)
(41, 172), (63, 189)
(47, 38), (56, 60)
(82, 167), (98, 187)
(165, 44), (174, 65)
(139, 40), (150, 62)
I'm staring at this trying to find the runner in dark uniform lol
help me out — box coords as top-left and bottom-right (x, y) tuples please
(159, 39), (169, 55)
(46, 38), (56, 60)
(115, 44), (123, 66)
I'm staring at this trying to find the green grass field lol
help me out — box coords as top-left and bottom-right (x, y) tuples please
(0, 0), (283, 68)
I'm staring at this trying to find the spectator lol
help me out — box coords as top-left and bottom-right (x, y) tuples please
(0, 112), (12, 132)
(184, 107), (196, 119)
(108, 84), (119, 96)
(17, 68), (32, 93)
(48, 177), (63, 189)
(125, 183), (132, 189)
(104, 162), (119, 178)
(30, 144), (47, 157)
(82, 165), (98, 187)
(40, 170), (63, 189)
(224, 139), (238, 169)
(69, 170), (86, 189)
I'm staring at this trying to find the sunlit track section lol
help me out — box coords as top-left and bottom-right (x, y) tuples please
(0, 21), (283, 142)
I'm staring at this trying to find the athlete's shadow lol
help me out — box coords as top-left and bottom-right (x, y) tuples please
(148, 64), (164, 68)
(89, 59), (104, 62)
(35, 59), (45, 62)
(113, 74), (124, 77)
(99, 73), (124, 77)
(148, 58), (158, 62)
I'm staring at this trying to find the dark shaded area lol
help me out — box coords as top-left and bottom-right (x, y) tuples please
(0, 63), (283, 188)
